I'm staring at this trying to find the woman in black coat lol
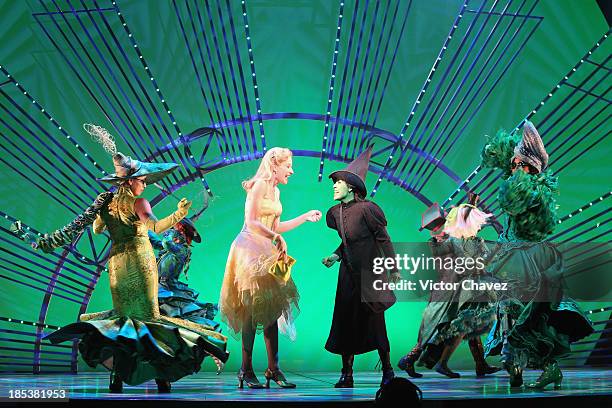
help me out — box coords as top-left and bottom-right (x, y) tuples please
(322, 146), (398, 388)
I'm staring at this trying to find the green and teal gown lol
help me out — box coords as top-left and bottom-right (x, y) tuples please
(417, 236), (498, 365)
(149, 230), (221, 331)
(40, 187), (229, 385)
(480, 129), (593, 369)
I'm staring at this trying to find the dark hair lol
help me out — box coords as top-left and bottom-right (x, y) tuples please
(375, 377), (422, 407)
(347, 183), (365, 201)
(175, 222), (195, 246)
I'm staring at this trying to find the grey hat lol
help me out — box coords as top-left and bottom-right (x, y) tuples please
(512, 121), (549, 173)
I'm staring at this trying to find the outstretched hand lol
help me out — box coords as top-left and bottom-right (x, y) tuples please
(177, 198), (193, 214)
(322, 253), (340, 268)
(304, 210), (322, 223)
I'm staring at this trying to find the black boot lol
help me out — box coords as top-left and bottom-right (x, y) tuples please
(397, 346), (423, 378)
(381, 368), (395, 386)
(504, 361), (523, 388)
(378, 350), (395, 386)
(468, 337), (501, 377)
(109, 370), (123, 393)
(334, 354), (354, 388)
(155, 379), (171, 393)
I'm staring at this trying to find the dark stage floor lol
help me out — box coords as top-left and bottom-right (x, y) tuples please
(1, 368), (610, 407)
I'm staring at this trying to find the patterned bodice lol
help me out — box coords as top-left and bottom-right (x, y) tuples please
(244, 189), (282, 231)
(101, 186), (148, 244)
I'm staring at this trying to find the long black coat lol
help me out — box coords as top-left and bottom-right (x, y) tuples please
(324, 199), (396, 355)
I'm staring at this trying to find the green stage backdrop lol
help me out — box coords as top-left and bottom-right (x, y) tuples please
(0, 0), (609, 373)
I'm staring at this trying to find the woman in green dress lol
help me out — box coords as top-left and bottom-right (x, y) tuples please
(12, 124), (229, 393)
(398, 198), (500, 379)
(481, 121), (593, 388)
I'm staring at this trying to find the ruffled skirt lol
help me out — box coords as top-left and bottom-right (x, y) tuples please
(219, 229), (299, 339)
(158, 281), (221, 331)
(44, 312), (228, 385)
(44, 237), (228, 385)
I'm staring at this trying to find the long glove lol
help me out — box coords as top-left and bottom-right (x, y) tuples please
(10, 191), (114, 253)
(144, 198), (192, 234)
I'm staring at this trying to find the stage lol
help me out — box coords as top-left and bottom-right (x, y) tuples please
(1, 368), (610, 407)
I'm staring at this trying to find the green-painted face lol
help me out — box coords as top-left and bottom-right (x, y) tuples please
(333, 179), (352, 202)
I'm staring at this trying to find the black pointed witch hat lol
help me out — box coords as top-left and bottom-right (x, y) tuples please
(328, 145), (373, 197)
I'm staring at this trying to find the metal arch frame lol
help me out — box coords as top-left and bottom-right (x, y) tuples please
(143, 112), (469, 196)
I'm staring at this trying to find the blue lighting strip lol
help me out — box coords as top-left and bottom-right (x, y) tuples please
(443, 29), (610, 208)
(68, 0), (186, 190)
(0, 272), (82, 304)
(0, 98), (98, 204)
(0, 256), (92, 295)
(0, 231), (99, 283)
(179, 0), (232, 161)
(539, 61), (610, 141)
(318, 0), (346, 181)
(0, 317), (61, 330)
(158, 112), (464, 187)
(480, 70), (609, 210)
(406, 0), (522, 191)
(413, 2), (542, 192)
(32, 5), (162, 182)
(355, 1), (411, 168)
(213, 0), (248, 158)
(86, 1), (190, 190)
(223, 0), (257, 158)
(392, 0), (494, 186)
(336, 0), (373, 160)
(408, 0), (523, 191)
(0, 211), (102, 271)
(201, 0), (242, 159)
(350, 0), (397, 159)
(108, 0), (210, 192)
(329, 1), (361, 158)
(241, 0), (265, 153)
(0, 66), (107, 181)
(165, 151), (435, 207)
(371, 1), (470, 195)
(550, 212), (612, 243)
(0, 111), (92, 209)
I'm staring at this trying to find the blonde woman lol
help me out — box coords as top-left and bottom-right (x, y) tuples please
(220, 147), (321, 389)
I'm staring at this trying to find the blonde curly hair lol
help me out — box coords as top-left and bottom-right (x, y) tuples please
(242, 147), (292, 192)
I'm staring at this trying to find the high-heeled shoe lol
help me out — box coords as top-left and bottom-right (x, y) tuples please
(109, 371), (123, 393)
(155, 379), (171, 393)
(434, 363), (460, 378)
(334, 370), (354, 388)
(264, 368), (296, 388)
(237, 369), (265, 389)
(397, 347), (423, 378)
(527, 361), (563, 389)
(504, 362), (523, 387)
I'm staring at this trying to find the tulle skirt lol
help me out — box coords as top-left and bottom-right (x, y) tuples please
(219, 229), (300, 339)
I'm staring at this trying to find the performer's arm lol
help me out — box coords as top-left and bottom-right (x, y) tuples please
(93, 214), (106, 234)
(135, 197), (191, 234)
(275, 188), (321, 233)
(11, 191), (113, 253)
(322, 207), (341, 267)
(364, 203), (400, 280)
(148, 231), (164, 250)
(363, 203), (396, 260)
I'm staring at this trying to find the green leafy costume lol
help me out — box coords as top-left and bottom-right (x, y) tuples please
(481, 127), (593, 369)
